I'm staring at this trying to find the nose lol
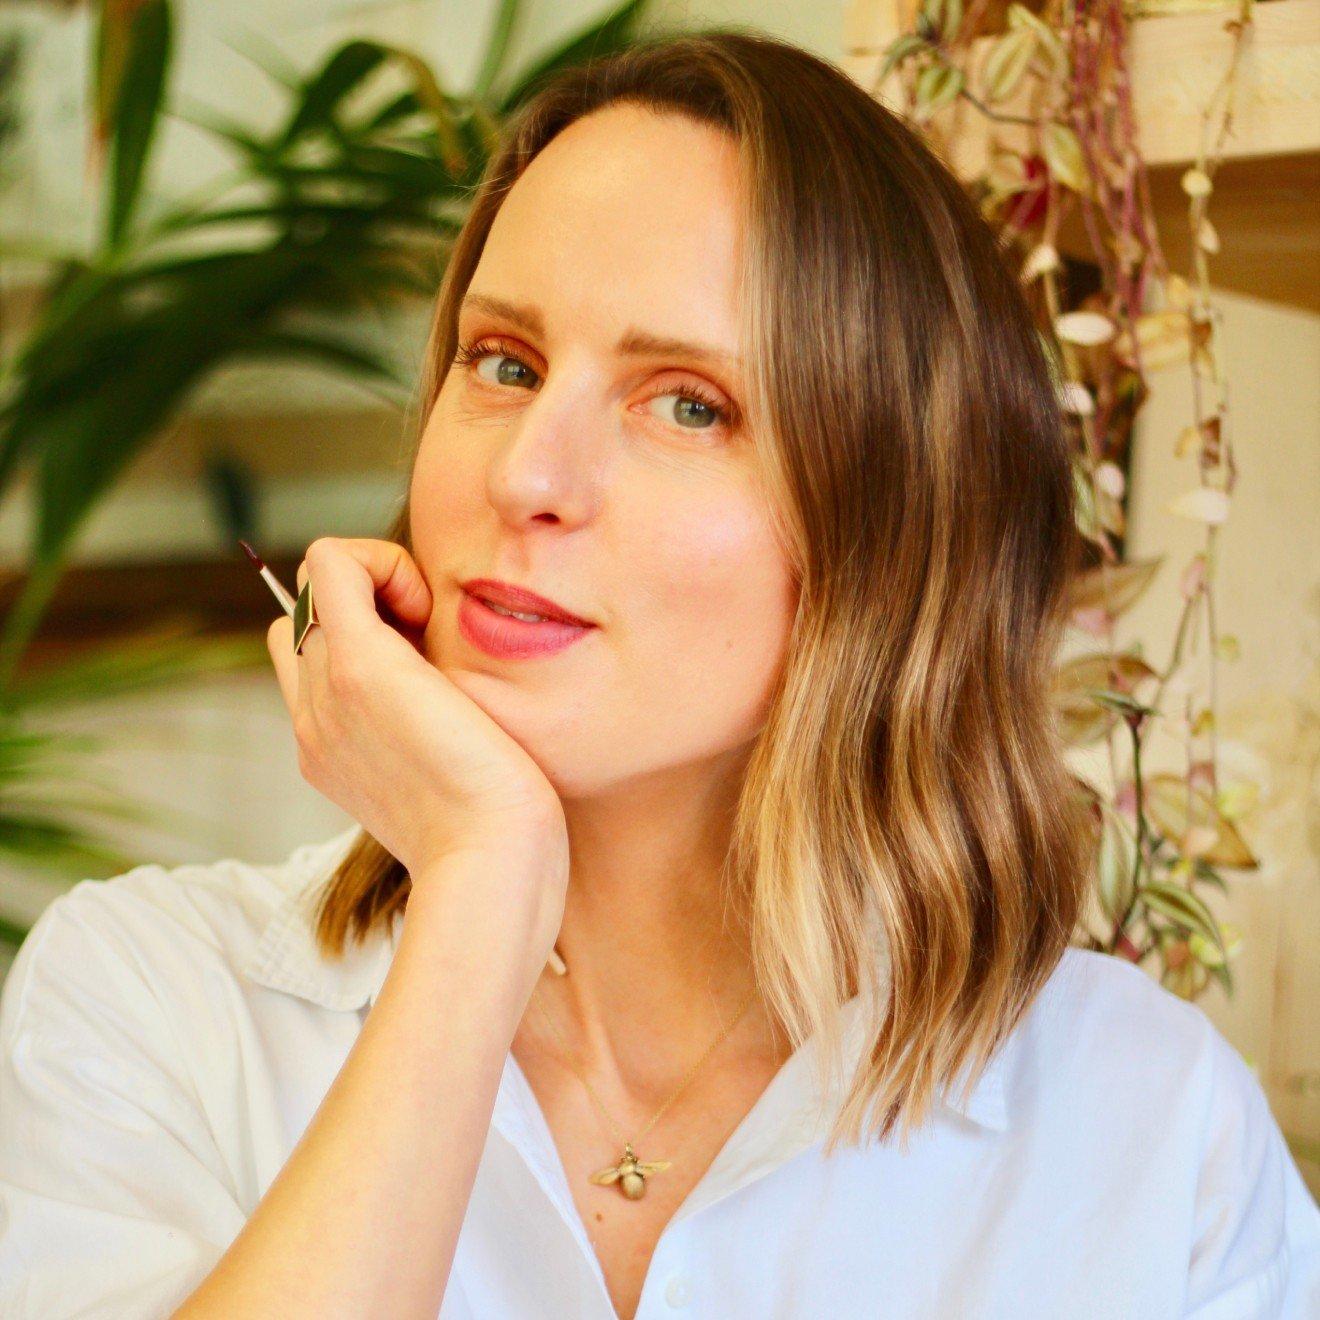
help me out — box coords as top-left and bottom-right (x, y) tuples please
(484, 373), (604, 528)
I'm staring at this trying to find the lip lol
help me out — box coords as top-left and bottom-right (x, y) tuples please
(458, 589), (595, 660)
(460, 578), (594, 627)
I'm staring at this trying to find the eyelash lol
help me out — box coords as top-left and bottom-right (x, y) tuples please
(451, 335), (734, 430)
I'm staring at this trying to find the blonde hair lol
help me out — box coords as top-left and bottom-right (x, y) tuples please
(311, 28), (1090, 1152)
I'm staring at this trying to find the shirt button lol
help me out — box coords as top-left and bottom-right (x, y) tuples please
(664, 1273), (691, 1307)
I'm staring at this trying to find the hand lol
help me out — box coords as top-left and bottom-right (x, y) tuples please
(265, 537), (568, 888)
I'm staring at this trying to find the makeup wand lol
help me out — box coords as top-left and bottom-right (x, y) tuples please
(239, 539), (297, 616)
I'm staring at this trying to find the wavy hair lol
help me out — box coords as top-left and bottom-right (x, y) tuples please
(309, 27), (1091, 1152)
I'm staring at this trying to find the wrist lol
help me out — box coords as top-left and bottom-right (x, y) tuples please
(399, 849), (564, 1004)
(413, 803), (568, 883)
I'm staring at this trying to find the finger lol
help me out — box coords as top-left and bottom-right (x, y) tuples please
(300, 536), (433, 644)
(287, 579), (332, 771)
(291, 554), (326, 657)
(266, 614), (299, 713)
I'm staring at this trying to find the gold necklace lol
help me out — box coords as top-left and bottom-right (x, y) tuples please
(529, 976), (760, 1201)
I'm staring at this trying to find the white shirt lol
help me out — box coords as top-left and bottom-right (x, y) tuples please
(1, 827), (1317, 1319)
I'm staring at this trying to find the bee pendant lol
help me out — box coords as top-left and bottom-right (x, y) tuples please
(588, 1142), (672, 1200)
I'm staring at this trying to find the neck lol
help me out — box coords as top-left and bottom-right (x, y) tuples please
(529, 755), (786, 1095)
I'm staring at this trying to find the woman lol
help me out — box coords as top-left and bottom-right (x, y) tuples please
(1, 28), (1316, 1320)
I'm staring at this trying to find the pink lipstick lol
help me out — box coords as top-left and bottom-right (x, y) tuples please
(458, 586), (596, 659)
(459, 578), (593, 627)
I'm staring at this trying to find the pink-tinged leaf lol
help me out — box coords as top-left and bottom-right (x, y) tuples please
(1115, 932), (1142, 962)
(1142, 773), (1259, 869)
(1070, 604), (1113, 638)
(1183, 825), (1220, 858)
(1055, 309), (1116, 345)
(1068, 558), (1163, 618)
(1096, 461), (1126, 499)
(1042, 123), (1089, 193)
(1053, 651), (1160, 743)
(1114, 310), (1212, 371)
(1058, 380), (1094, 414)
(1142, 878), (1223, 949)
(1022, 242), (1060, 283)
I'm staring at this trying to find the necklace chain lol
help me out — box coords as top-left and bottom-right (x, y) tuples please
(529, 978), (760, 1153)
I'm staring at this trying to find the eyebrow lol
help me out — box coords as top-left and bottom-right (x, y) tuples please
(459, 293), (741, 374)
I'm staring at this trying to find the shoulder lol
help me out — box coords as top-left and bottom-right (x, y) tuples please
(0, 835), (357, 1316)
(1024, 945), (1286, 1162)
(0, 826), (360, 1049)
(1017, 945), (1288, 1159)
(1017, 947), (1320, 1313)
(1021, 945), (1225, 1101)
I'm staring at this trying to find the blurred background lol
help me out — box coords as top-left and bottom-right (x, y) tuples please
(0, 0), (1315, 1193)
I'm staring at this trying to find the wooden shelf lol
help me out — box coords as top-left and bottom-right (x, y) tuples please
(844, 0), (1320, 311)
(1068, 149), (1319, 311)
(0, 552), (304, 673)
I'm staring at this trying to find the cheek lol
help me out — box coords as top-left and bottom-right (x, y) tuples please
(407, 401), (491, 660)
(408, 398), (484, 557)
(630, 493), (797, 717)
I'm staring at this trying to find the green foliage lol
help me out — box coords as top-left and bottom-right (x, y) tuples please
(105, 0), (172, 250)
(0, 0), (654, 946)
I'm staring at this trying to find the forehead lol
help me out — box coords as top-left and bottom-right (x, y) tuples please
(469, 105), (745, 355)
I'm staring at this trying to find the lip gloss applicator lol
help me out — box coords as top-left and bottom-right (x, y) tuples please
(239, 539), (298, 615)
(237, 537), (569, 978)
(240, 538), (319, 654)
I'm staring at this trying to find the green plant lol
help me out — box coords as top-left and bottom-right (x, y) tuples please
(0, 621), (272, 949)
(0, 0), (653, 684)
(0, 0), (653, 944)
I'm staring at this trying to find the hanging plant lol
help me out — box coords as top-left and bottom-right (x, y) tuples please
(861, 0), (1261, 1002)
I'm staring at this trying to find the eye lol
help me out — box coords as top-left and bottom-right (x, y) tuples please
(452, 335), (735, 435)
(452, 336), (538, 389)
(645, 385), (731, 433)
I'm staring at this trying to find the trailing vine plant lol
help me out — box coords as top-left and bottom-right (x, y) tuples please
(860, 0), (1261, 1001)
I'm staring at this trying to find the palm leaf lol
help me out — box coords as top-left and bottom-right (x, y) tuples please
(495, 0), (652, 115)
(472, 0), (524, 102)
(279, 40), (388, 148)
(105, 0), (172, 249)
(1, 624), (268, 712)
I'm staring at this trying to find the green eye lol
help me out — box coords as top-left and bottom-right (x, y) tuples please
(453, 334), (733, 435)
(475, 352), (537, 388)
(646, 390), (728, 431)
(453, 337), (537, 388)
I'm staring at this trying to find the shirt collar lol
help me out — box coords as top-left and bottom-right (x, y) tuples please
(240, 827), (399, 1013)
(241, 829), (1011, 1134)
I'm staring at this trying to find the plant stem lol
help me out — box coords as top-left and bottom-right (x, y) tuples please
(1109, 712), (1147, 947)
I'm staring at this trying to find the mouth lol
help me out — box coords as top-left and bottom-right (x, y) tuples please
(457, 586), (596, 660)
(460, 578), (596, 628)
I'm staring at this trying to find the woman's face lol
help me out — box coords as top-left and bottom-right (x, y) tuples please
(410, 104), (797, 801)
